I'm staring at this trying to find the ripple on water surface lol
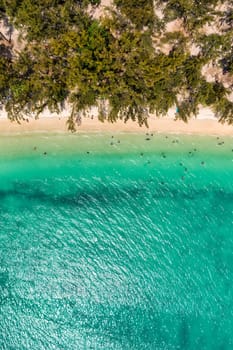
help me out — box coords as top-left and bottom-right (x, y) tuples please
(0, 133), (233, 349)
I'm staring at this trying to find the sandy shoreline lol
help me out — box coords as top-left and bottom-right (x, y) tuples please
(0, 116), (232, 136)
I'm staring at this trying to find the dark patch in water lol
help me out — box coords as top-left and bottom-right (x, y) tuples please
(0, 181), (232, 210)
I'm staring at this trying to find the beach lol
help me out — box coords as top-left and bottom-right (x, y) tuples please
(1, 0), (233, 348)
(0, 111), (232, 135)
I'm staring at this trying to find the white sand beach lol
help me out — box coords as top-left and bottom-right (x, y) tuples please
(0, 108), (232, 135)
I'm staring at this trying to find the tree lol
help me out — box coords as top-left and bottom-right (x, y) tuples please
(114, 0), (155, 29)
(0, 0), (232, 129)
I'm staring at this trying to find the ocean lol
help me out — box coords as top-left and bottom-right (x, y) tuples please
(0, 132), (233, 349)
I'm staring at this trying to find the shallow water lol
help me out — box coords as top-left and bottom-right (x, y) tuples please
(0, 133), (233, 349)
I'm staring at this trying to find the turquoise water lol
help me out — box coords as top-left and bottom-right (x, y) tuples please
(0, 133), (233, 349)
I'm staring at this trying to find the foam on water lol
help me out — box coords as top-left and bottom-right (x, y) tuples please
(0, 133), (233, 349)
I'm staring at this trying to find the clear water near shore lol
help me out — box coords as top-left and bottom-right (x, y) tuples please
(0, 133), (233, 349)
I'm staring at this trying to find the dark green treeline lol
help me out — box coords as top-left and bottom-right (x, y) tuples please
(0, 0), (232, 129)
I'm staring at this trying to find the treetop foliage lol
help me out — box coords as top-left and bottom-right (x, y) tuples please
(0, 0), (232, 130)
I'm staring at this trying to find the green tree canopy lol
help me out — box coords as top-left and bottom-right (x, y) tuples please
(0, 0), (232, 129)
